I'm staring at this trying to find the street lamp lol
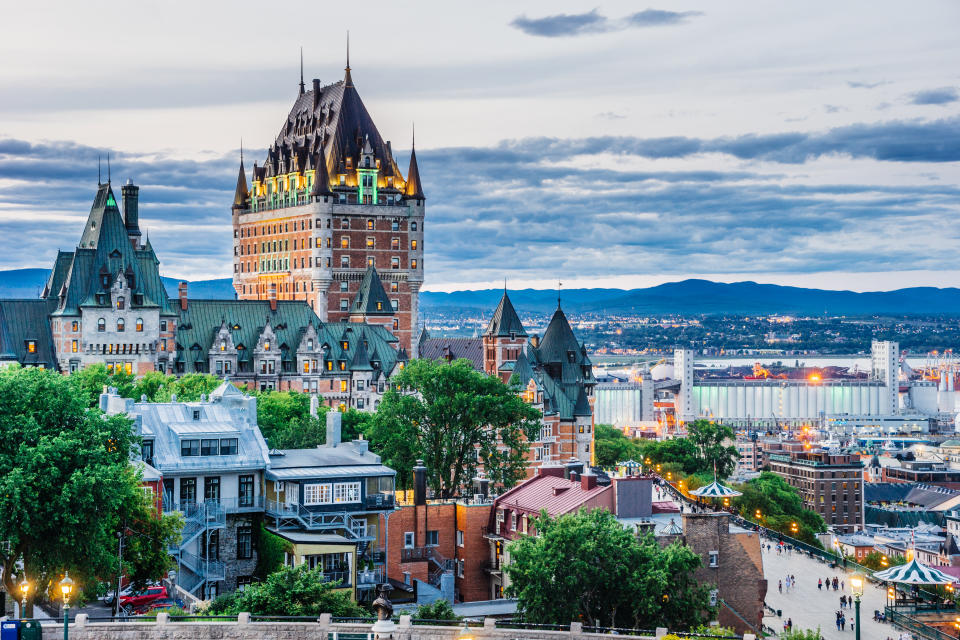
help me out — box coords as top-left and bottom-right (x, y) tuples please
(850, 574), (864, 640)
(59, 572), (74, 640)
(18, 577), (28, 620)
(456, 620), (473, 640)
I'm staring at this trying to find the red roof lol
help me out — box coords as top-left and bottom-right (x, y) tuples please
(495, 474), (611, 517)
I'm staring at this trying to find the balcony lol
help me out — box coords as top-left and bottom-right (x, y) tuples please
(357, 566), (385, 587)
(483, 560), (503, 575)
(163, 496), (264, 516)
(364, 493), (395, 510)
(481, 525), (504, 540)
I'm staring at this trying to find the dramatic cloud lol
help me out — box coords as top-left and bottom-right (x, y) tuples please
(1, 113), (958, 286)
(511, 8), (701, 37)
(910, 87), (959, 106)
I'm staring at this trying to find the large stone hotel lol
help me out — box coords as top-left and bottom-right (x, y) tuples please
(231, 58), (424, 357)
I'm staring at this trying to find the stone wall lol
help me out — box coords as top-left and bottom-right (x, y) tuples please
(40, 614), (751, 640)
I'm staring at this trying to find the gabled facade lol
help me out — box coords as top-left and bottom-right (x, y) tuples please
(0, 182), (408, 411)
(232, 57), (424, 357)
(102, 381), (271, 598)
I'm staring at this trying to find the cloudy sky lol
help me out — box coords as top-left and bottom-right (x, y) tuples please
(1, 1), (959, 292)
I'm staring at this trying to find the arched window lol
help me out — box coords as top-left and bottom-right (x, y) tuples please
(136, 318), (144, 332)
(97, 318), (106, 332)
(116, 296), (125, 310)
(117, 318), (125, 332)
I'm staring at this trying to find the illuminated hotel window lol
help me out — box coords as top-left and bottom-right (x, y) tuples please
(366, 237), (374, 249)
(391, 237), (399, 250)
(411, 240), (417, 250)
(367, 219), (374, 230)
(341, 236), (349, 249)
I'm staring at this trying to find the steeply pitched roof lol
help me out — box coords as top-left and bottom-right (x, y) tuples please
(485, 291), (526, 337)
(0, 299), (58, 367)
(404, 144), (425, 200)
(537, 305), (582, 364)
(233, 161), (250, 207)
(350, 266), (394, 316)
(309, 150), (334, 197)
(419, 337), (483, 371)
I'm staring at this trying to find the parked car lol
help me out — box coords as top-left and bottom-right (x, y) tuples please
(132, 597), (184, 615)
(119, 585), (168, 610)
(102, 584), (136, 607)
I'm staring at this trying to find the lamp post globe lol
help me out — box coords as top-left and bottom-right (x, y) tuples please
(18, 578), (28, 620)
(849, 574), (864, 640)
(59, 572), (74, 640)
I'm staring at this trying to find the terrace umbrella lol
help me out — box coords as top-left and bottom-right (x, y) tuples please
(874, 557), (955, 611)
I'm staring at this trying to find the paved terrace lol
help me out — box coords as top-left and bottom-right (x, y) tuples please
(32, 613), (757, 640)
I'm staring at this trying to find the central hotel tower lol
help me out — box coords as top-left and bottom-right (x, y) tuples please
(231, 57), (425, 356)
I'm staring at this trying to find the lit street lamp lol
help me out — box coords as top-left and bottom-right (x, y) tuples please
(59, 572), (74, 640)
(18, 577), (28, 619)
(850, 574), (863, 640)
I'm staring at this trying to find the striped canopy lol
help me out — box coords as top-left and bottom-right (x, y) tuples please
(873, 557), (955, 585)
(690, 479), (742, 498)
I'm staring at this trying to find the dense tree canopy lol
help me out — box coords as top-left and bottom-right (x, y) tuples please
(594, 424), (644, 467)
(207, 564), (366, 617)
(369, 358), (541, 496)
(686, 420), (739, 478)
(733, 471), (826, 545)
(0, 366), (179, 609)
(505, 509), (712, 630)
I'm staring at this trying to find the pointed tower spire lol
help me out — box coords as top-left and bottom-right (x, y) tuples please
(233, 146), (250, 209)
(299, 47), (305, 95)
(344, 31), (353, 87)
(404, 125), (425, 200)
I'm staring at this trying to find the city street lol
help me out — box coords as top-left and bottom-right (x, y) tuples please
(761, 544), (906, 640)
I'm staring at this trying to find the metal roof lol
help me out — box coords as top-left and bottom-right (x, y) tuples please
(267, 464), (395, 481)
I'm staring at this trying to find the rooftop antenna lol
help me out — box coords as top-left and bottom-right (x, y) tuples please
(240, 138), (244, 166)
(98, 155), (102, 185)
(558, 280), (562, 308)
(299, 47), (305, 95)
(344, 31), (353, 86)
(107, 153), (111, 184)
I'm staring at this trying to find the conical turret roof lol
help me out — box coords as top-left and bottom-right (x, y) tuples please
(485, 291), (526, 337)
(538, 305), (581, 364)
(233, 160), (250, 207)
(404, 143), (425, 200)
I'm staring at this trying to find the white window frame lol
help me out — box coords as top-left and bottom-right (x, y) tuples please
(457, 530), (464, 547)
(404, 532), (415, 549)
(304, 483), (332, 505)
(334, 481), (361, 504)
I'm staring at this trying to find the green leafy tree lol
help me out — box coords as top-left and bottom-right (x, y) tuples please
(73, 363), (137, 406)
(153, 373), (223, 402)
(131, 370), (177, 402)
(733, 471), (825, 545)
(505, 508), (712, 630)
(369, 358), (541, 496)
(412, 599), (459, 620)
(780, 628), (823, 640)
(858, 551), (905, 571)
(0, 366), (178, 611)
(594, 424), (643, 467)
(225, 564), (367, 616)
(254, 525), (291, 580)
(638, 437), (701, 475)
(120, 496), (183, 590)
(686, 420), (739, 478)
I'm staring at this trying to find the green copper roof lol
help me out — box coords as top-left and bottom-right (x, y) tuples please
(349, 266), (394, 316)
(485, 291), (526, 337)
(537, 306), (583, 364)
(0, 299), (58, 367)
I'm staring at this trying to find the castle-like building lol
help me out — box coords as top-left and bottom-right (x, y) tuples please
(420, 291), (596, 467)
(231, 56), (424, 357)
(0, 180), (405, 410)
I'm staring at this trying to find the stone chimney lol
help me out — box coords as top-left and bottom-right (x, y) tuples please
(178, 281), (188, 311)
(326, 409), (341, 447)
(413, 459), (427, 506)
(121, 179), (140, 239)
(269, 282), (278, 312)
(581, 468), (598, 490)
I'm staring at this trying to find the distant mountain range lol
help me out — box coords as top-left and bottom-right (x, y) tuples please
(2, 268), (958, 316)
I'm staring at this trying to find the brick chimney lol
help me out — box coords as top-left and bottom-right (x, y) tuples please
(178, 281), (188, 311)
(269, 282), (277, 312)
(581, 469), (597, 490)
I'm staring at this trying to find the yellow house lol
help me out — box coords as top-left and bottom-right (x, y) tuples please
(270, 530), (359, 600)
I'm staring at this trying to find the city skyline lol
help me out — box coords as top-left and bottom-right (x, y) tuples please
(1, 1), (958, 292)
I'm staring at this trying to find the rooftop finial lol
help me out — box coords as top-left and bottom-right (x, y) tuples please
(558, 280), (562, 308)
(98, 155), (102, 185)
(240, 138), (244, 166)
(107, 153), (111, 184)
(299, 47), (305, 95)
(412, 122), (415, 149)
(344, 31), (353, 87)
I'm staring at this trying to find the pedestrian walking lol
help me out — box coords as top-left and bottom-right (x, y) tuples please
(840, 595), (846, 608)
(841, 614), (846, 631)
(787, 618), (793, 631)
(818, 578), (823, 590)
(841, 580), (845, 591)
(779, 579), (783, 593)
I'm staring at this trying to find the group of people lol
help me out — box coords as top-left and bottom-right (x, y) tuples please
(818, 576), (844, 591)
(778, 574), (798, 593)
(834, 609), (852, 632)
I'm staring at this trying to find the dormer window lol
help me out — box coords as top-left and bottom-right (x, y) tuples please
(342, 341), (349, 350)
(101, 275), (110, 287)
(307, 339), (314, 350)
(116, 296), (125, 310)
(264, 340), (270, 350)
(25, 340), (36, 354)
(220, 340), (226, 352)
